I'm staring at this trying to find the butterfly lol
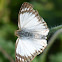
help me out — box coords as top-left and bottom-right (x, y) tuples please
(15, 2), (49, 62)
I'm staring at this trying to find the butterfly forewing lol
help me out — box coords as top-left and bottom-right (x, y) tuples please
(16, 38), (47, 62)
(15, 2), (49, 62)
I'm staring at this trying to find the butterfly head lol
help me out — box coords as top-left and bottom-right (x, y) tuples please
(15, 30), (20, 37)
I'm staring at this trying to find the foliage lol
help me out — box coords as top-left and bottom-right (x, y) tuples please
(49, 53), (62, 62)
(0, 0), (62, 62)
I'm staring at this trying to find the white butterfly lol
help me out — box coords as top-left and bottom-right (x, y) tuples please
(15, 2), (49, 62)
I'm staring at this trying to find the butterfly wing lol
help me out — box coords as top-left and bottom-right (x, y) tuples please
(16, 38), (47, 62)
(18, 2), (49, 36)
(18, 2), (33, 29)
(16, 2), (49, 62)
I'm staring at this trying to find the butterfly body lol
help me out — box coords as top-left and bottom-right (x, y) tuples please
(15, 2), (49, 62)
(16, 29), (33, 38)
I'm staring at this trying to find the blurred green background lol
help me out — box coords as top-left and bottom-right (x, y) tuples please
(0, 0), (62, 62)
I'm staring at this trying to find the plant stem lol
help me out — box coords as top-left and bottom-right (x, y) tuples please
(0, 47), (15, 62)
(40, 28), (62, 62)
